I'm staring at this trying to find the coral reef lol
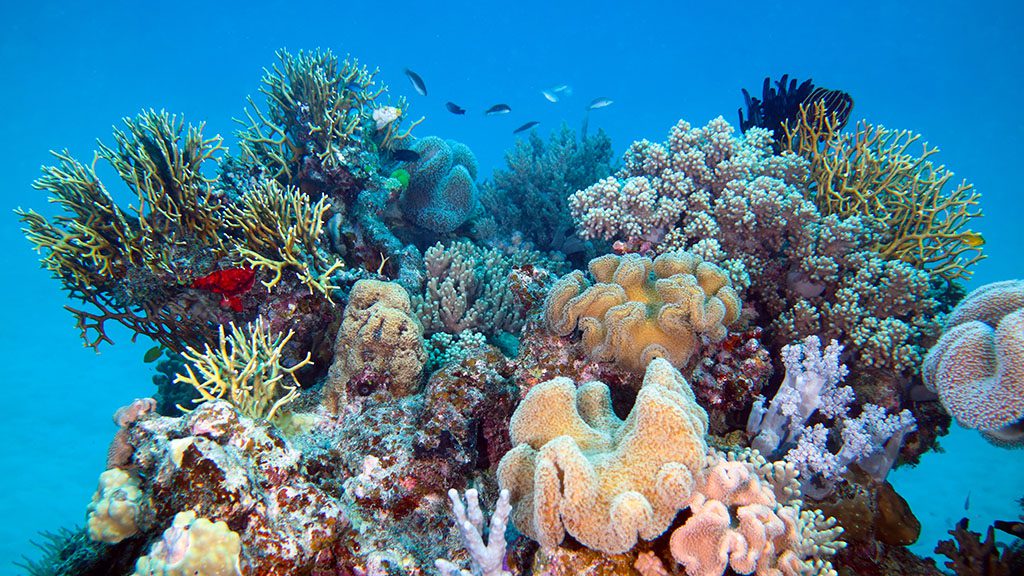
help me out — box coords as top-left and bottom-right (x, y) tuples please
(481, 123), (613, 259)
(497, 358), (708, 553)
(544, 250), (741, 375)
(922, 280), (1024, 446)
(935, 517), (1024, 576)
(400, 136), (480, 234)
(322, 279), (426, 413)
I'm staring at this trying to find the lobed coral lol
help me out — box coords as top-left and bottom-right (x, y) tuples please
(86, 469), (145, 544)
(131, 511), (242, 576)
(497, 358), (708, 554)
(322, 279), (426, 413)
(544, 250), (741, 375)
(922, 280), (1024, 447)
(400, 136), (479, 233)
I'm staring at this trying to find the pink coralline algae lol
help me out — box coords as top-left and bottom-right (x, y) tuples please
(922, 280), (1024, 447)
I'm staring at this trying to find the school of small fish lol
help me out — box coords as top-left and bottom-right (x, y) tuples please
(401, 67), (613, 135)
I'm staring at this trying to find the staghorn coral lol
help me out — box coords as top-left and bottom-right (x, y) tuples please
(935, 517), (1024, 576)
(225, 179), (344, 297)
(175, 318), (311, 422)
(436, 489), (513, 576)
(783, 100), (984, 280)
(544, 250), (741, 375)
(922, 280), (1024, 447)
(399, 136), (479, 233)
(413, 240), (566, 337)
(86, 469), (146, 544)
(236, 48), (418, 190)
(669, 449), (845, 576)
(322, 279), (426, 413)
(131, 511), (241, 576)
(497, 358), (708, 554)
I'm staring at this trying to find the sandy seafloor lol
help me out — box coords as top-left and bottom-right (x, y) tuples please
(0, 1), (1022, 573)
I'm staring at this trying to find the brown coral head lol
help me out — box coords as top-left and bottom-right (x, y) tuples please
(543, 250), (741, 375)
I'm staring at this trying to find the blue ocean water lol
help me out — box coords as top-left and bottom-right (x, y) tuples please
(0, 0), (1020, 573)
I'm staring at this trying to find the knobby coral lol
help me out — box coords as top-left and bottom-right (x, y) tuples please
(497, 358), (709, 554)
(922, 280), (1024, 447)
(399, 136), (479, 233)
(131, 511), (242, 576)
(544, 250), (741, 374)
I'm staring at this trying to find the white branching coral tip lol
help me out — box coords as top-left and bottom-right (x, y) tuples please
(436, 488), (512, 576)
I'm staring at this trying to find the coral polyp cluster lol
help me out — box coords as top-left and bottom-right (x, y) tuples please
(18, 49), (1016, 576)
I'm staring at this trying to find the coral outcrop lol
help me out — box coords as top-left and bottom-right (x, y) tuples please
(497, 358), (708, 553)
(86, 469), (145, 544)
(922, 280), (1024, 446)
(544, 250), (740, 374)
(131, 511), (242, 576)
(400, 136), (479, 233)
(323, 279), (426, 413)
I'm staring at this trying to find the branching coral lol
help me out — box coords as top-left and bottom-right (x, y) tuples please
(783, 100), (984, 280)
(922, 280), (1024, 446)
(544, 250), (741, 374)
(237, 48), (419, 188)
(175, 318), (310, 422)
(412, 240), (566, 337)
(225, 179), (343, 297)
(497, 358), (708, 554)
(18, 109), (230, 351)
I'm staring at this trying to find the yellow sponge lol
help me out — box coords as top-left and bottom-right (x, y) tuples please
(132, 511), (242, 576)
(86, 468), (143, 543)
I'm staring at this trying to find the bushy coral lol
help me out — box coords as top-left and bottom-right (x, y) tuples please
(922, 280), (1024, 446)
(497, 358), (708, 553)
(544, 250), (741, 375)
(482, 123), (613, 257)
(322, 279), (426, 413)
(400, 136), (479, 233)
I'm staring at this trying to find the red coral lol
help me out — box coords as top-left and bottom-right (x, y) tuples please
(192, 267), (256, 312)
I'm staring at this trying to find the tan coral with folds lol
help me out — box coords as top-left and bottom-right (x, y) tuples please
(497, 358), (708, 554)
(670, 451), (845, 576)
(323, 279), (426, 412)
(544, 251), (741, 374)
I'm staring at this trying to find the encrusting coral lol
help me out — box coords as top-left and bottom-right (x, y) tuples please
(544, 250), (741, 374)
(497, 358), (709, 554)
(323, 279), (426, 413)
(922, 280), (1024, 447)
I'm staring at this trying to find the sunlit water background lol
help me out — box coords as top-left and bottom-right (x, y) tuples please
(1, 1), (1021, 572)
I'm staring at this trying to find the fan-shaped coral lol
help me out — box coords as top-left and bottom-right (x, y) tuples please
(496, 358), (708, 554)
(544, 250), (741, 374)
(922, 280), (1024, 447)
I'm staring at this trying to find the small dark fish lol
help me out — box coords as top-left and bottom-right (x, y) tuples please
(404, 68), (427, 96)
(485, 104), (512, 115)
(964, 491), (970, 511)
(392, 149), (421, 162)
(446, 101), (466, 115)
(143, 345), (162, 363)
(587, 97), (614, 110)
(513, 121), (539, 134)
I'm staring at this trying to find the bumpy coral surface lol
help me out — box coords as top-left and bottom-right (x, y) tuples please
(544, 250), (740, 374)
(86, 468), (145, 544)
(132, 511), (242, 576)
(497, 358), (708, 554)
(323, 279), (426, 413)
(400, 136), (479, 233)
(922, 280), (1024, 446)
(669, 450), (845, 576)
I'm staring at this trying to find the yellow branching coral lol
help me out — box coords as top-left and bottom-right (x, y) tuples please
(17, 110), (230, 351)
(175, 318), (311, 422)
(226, 180), (343, 297)
(784, 100), (984, 280)
(237, 48), (421, 184)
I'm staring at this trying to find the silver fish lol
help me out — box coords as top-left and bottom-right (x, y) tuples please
(552, 84), (572, 94)
(542, 90), (558, 103)
(588, 97), (614, 110)
(404, 68), (427, 96)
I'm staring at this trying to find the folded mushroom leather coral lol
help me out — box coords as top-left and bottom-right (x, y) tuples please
(922, 280), (1024, 447)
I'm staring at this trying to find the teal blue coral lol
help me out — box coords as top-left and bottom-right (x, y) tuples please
(400, 136), (478, 233)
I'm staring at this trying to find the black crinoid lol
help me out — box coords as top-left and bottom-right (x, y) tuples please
(738, 75), (854, 150)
